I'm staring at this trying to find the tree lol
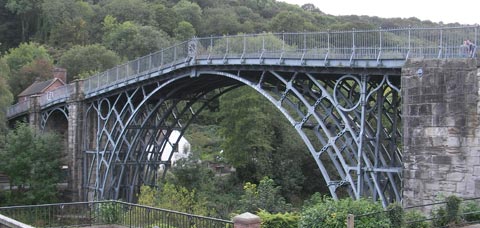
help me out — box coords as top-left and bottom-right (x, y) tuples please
(0, 123), (63, 205)
(2, 42), (52, 96)
(238, 177), (291, 213)
(174, 21), (195, 41)
(199, 8), (241, 36)
(40, 0), (93, 48)
(101, 0), (153, 25)
(172, 0), (202, 29)
(2, 42), (51, 73)
(5, 0), (43, 41)
(58, 44), (121, 80)
(12, 58), (54, 98)
(151, 3), (179, 36)
(0, 0), (22, 53)
(102, 19), (171, 60)
(270, 11), (310, 32)
(0, 59), (13, 134)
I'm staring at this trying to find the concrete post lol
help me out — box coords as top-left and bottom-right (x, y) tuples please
(233, 212), (261, 228)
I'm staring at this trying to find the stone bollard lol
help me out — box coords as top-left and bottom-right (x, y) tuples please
(233, 212), (261, 228)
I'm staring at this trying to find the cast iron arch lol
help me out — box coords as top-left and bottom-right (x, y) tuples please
(84, 68), (402, 207)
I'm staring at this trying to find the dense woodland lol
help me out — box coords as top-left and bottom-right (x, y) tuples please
(0, 0), (470, 219)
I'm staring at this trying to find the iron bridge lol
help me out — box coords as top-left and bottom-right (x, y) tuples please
(6, 26), (479, 207)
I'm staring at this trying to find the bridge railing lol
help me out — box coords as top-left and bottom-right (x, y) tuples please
(0, 201), (233, 228)
(39, 84), (73, 108)
(6, 26), (479, 118)
(83, 25), (478, 96)
(6, 100), (30, 118)
(84, 41), (190, 94)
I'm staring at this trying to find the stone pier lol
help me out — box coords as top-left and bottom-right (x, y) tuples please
(402, 58), (480, 206)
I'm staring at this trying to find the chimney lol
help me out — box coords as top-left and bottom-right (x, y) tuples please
(53, 67), (67, 83)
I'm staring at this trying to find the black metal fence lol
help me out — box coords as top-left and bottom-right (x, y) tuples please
(353, 196), (480, 228)
(0, 201), (233, 228)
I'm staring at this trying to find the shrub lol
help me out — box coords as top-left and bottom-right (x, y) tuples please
(431, 206), (448, 227)
(257, 210), (299, 228)
(432, 195), (462, 227)
(386, 202), (403, 228)
(462, 201), (480, 223)
(98, 202), (121, 224)
(446, 195), (462, 224)
(300, 197), (390, 228)
(404, 210), (429, 228)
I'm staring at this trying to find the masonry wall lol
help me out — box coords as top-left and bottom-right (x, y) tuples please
(402, 59), (480, 207)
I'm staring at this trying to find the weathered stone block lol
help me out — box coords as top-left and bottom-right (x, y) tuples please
(432, 155), (452, 165)
(446, 172), (465, 182)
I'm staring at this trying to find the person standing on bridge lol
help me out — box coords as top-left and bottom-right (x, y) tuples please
(461, 40), (470, 57)
(466, 39), (475, 57)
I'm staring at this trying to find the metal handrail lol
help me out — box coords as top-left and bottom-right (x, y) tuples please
(83, 25), (479, 95)
(0, 200), (233, 228)
(6, 26), (480, 118)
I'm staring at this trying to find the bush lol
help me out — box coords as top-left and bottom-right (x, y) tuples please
(462, 201), (480, 223)
(432, 195), (462, 227)
(300, 197), (390, 228)
(386, 202), (403, 228)
(404, 210), (429, 228)
(431, 206), (448, 227)
(257, 210), (299, 228)
(446, 195), (462, 224)
(97, 202), (121, 224)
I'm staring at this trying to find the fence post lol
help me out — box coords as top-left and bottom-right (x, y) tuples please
(347, 214), (355, 228)
(233, 212), (261, 228)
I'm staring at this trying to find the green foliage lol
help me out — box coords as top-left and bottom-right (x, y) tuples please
(5, 0), (42, 41)
(462, 200), (480, 223)
(138, 184), (212, 216)
(184, 124), (223, 161)
(432, 195), (463, 227)
(386, 202), (403, 228)
(446, 195), (462, 224)
(431, 206), (448, 227)
(98, 202), (121, 224)
(2, 42), (53, 96)
(40, 0), (92, 48)
(300, 197), (389, 228)
(167, 156), (215, 191)
(102, 19), (171, 60)
(238, 177), (291, 213)
(173, 0), (202, 29)
(0, 59), (13, 133)
(218, 86), (308, 200)
(257, 210), (299, 228)
(58, 44), (121, 80)
(150, 3), (178, 36)
(269, 11), (313, 32)
(3, 42), (51, 73)
(174, 21), (195, 41)
(404, 210), (429, 228)
(200, 8), (241, 36)
(101, 0), (153, 25)
(0, 123), (63, 205)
